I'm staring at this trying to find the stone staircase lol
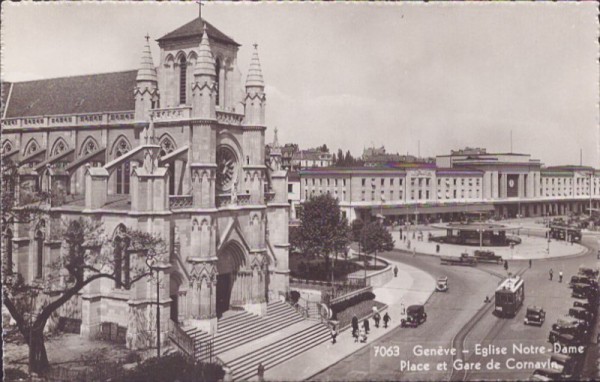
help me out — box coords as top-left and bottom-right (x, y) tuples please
(229, 321), (330, 381)
(184, 301), (306, 362)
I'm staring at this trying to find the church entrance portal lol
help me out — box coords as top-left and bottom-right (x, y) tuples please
(216, 242), (246, 318)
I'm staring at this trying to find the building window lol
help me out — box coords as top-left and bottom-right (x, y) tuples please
(288, 184), (293, 193)
(113, 225), (131, 289)
(381, 178), (385, 186)
(114, 139), (131, 195)
(425, 179), (430, 186)
(390, 179), (394, 186)
(362, 178), (366, 187)
(179, 56), (187, 104)
(5, 228), (13, 275)
(361, 191), (365, 201)
(399, 179), (403, 186)
(343, 179), (347, 186)
(35, 223), (45, 279)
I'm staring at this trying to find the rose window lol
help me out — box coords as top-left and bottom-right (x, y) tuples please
(216, 146), (237, 192)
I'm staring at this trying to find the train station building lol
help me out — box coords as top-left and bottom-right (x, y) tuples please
(299, 149), (600, 223)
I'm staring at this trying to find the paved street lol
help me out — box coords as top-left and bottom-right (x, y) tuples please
(313, 226), (599, 381)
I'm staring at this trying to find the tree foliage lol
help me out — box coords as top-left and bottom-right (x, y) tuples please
(360, 221), (395, 265)
(295, 194), (350, 269)
(2, 156), (170, 374)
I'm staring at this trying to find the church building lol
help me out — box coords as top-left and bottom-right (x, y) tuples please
(1, 16), (290, 349)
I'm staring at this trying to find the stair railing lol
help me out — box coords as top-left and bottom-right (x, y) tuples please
(168, 319), (195, 360)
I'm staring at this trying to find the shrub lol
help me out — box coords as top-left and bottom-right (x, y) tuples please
(124, 350), (142, 364)
(115, 353), (224, 382)
(4, 367), (28, 381)
(289, 290), (300, 304)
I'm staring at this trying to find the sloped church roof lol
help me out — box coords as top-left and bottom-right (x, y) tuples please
(157, 17), (240, 46)
(3, 70), (137, 118)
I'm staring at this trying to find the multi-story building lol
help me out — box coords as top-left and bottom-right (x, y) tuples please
(300, 150), (599, 222)
(1, 17), (289, 348)
(291, 148), (333, 169)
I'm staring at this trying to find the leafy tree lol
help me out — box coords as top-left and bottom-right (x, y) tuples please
(295, 194), (349, 280)
(337, 149), (344, 166)
(350, 218), (364, 243)
(360, 221), (395, 267)
(2, 163), (168, 373)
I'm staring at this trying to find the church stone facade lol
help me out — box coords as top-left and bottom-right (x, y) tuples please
(1, 17), (290, 349)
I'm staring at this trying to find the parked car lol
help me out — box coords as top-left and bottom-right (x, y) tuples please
(568, 307), (594, 323)
(570, 275), (598, 288)
(573, 299), (595, 313)
(401, 305), (427, 328)
(524, 306), (545, 326)
(578, 266), (599, 279)
(436, 276), (448, 292)
(571, 283), (598, 299)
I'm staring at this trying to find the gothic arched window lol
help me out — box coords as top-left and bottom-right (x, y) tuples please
(2, 140), (13, 155)
(51, 139), (68, 157)
(114, 138), (131, 194)
(179, 56), (187, 105)
(25, 139), (39, 156)
(113, 224), (131, 289)
(35, 221), (45, 279)
(160, 137), (177, 195)
(5, 228), (13, 275)
(81, 138), (98, 156)
(215, 58), (221, 106)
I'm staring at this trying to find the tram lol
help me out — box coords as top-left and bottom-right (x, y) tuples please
(549, 224), (582, 243)
(494, 275), (525, 317)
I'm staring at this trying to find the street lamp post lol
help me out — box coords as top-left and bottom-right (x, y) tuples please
(146, 254), (167, 359)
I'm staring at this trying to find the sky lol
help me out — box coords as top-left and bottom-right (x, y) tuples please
(2, 2), (598, 167)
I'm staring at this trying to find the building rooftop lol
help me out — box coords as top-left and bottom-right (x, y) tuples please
(157, 17), (240, 46)
(3, 70), (138, 118)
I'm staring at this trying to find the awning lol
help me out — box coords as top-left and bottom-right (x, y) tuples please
(363, 202), (495, 216)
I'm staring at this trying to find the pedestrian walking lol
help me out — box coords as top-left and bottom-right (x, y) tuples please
(257, 363), (265, 382)
(549, 268), (553, 281)
(394, 265), (399, 277)
(373, 312), (381, 328)
(330, 325), (338, 344)
(383, 312), (391, 328)
(559, 271), (563, 283)
(352, 315), (359, 338)
(529, 259), (532, 268)
(363, 318), (370, 334)
(504, 260), (508, 272)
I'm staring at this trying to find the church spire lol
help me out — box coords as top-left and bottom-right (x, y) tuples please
(245, 43), (264, 88)
(195, 24), (216, 78)
(136, 33), (157, 83)
(272, 127), (280, 148)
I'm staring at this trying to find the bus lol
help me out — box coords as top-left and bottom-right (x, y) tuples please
(495, 275), (525, 317)
(549, 224), (582, 243)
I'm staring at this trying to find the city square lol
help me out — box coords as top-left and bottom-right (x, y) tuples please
(1, 2), (599, 382)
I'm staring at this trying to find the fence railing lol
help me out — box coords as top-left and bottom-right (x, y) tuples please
(168, 319), (194, 360)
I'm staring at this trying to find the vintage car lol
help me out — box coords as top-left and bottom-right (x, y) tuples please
(548, 331), (584, 347)
(571, 283), (598, 299)
(436, 276), (448, 292)
(549, 353), (577, 380)
(530, 368), (565, 381)
(573, 299), (595, 313)
(524, 305), (546, 326)
(401, 305), (427, 328)
(578, 266), (599, 279)
(549, 320), (587, 343)
(570, 275), (598, 288)
(568, 307), (594, 323)
(473, 250), (503, 264)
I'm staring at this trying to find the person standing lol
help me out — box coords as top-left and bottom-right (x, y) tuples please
(352, 315), (359, 338)
(504, 260), (508, 272)
(363, 318), (370, 334)
(529, 259), (532, 268)
(330, 324), (338, 344)
(374, 312), (381, 328)
(394, 265), (399, 278)
(549, 268), (553, 281)
(559, 271), (563, 283)
(383, 312), (391, 328)
(257, 363), (265, 382)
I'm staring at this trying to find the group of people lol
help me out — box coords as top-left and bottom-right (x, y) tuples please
(332, 309), (391, 345)
(548, 268), (563, 282)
